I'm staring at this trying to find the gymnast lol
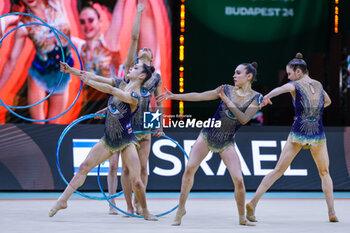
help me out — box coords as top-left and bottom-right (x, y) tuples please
(157, 62), (262, 226)
(0, 0), (73, 124)
(246, 53), (338, 223)
(49, 61), (157, 221)
(75, 0), (145, 215)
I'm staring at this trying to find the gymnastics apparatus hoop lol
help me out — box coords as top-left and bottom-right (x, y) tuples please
(0, 13), (83, 122)
(0, 14), (66, 109)
(56, 114), (122, 200)
(97, 129), (189, 218)
(56, 114), (189, 217)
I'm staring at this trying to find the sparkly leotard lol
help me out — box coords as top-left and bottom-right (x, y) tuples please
(101, 79), (140, 152)
(79, 35), (122, 113)
(131, 73), (161, 141)
(80, 35), (121, 78)
(201, 85), (262, 152)
(18, 0), (73, 94)
(287, 79), (326, 147)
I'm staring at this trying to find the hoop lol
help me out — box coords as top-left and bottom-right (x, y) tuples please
(97, 130), (189, 218)
(0, 13), (83, 122)
(56, 114), (123, 200)
(0, 22), (65, 109)
(56, 113), (189, 217)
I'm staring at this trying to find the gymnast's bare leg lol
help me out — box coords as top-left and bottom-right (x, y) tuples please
(246, 141), (301, 222)
(173, 135), (210, 226)
(133, 135), (152, 215)
(49, 141), (113, 216)
(107, 152), (120, 214)
(121, 144), (157, 220)
(219, 145), (254, 226)
(310, 144), (338, 222)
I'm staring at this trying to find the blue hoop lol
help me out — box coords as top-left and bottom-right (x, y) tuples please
(97, 130), (189, 218)
(0, 13), (83, 122)
(0, 22), (66, 109)
(56, 114), (189, 218)
(56, 113), (123, 200)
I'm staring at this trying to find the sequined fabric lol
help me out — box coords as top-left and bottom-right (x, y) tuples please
(288, 80), (326, 147)
(80, 35), (121, 79)
(79, 35), (122, 113)
(102, 79), (140, 152)
(131, 73), (161, 140)
(201, 85), (262, 152)
(18, 1), (72, 93)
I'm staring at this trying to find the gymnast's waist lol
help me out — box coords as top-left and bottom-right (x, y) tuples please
(32, 46), (74, 74)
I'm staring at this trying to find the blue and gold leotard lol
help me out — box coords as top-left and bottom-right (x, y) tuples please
(18, 0), (73, 94)
(101, 79), (140, 152)
(131, 73), (161, 141)
(201, 85), (262, 152)
(79, 35), (122, 116)
(287, 79), (326, 147)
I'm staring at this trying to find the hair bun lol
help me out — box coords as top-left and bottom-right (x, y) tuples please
(150, 66), (155, 73)
(295, 52), (303, 59)
(251, 62), (258, 69)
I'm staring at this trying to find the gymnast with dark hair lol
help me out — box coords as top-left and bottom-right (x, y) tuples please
(49, 61), (157, 221)
(157, 62), (262, 226)
(246, 53), (338, 223)
(73, 0), (127, 118)
(69, 0), (145, 214)
(94, 6), (164, 216)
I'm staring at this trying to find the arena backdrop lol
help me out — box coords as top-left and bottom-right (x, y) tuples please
(0, 0), (172, 124)
(0, 124), (349, 191)
(182, 0), (330, 125)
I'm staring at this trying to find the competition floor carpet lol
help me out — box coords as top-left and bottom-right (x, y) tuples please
(0, 192), (349, 233)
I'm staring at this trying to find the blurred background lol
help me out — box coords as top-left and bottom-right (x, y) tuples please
(172, 0), (350, 127)
(0, 0), (349, 126)
(0, 0), (349, 192)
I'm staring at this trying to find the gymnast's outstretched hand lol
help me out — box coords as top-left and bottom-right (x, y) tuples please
(261, 96), (272, 107)
(156, 87), (173, 102)
(153, 128), (164, 138)
(60, 61), (71, 73)
(78, 71), (90, 84)
(94, 108), (107, 119)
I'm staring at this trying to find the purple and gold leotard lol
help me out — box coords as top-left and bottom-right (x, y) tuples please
(201, 85), (262, 152)
(287, 80), (326, 147)
(131, 73), (161, 141)
(101, 78), (140, 152)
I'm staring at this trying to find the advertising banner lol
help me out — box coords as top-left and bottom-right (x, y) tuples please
(0, 124), (349, 191)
